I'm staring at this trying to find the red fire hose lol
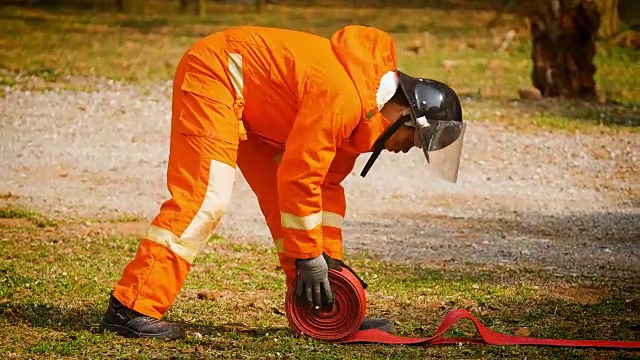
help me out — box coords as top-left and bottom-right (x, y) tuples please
(285, 266), (640, 349)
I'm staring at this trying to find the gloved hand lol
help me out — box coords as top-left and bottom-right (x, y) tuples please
(295, 254), (334, 309)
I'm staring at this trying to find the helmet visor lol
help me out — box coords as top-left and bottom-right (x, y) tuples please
(413, 118), (466, 183)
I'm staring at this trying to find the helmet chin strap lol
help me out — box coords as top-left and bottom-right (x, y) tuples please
(359, 116), (410, 178)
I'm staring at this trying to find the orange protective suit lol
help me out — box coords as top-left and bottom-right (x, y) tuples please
(112, 25), (399, 319)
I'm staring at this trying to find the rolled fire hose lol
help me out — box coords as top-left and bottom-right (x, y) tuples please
(285, 266), (640, 349)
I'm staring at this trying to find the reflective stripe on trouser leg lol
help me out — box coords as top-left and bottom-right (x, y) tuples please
(236, 135), (299, 286)
(113, 67), (239, 318)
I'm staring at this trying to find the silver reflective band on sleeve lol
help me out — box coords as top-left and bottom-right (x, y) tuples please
(322, 211), (344, 229)
(228, 53), (244, 98)
(281, 211), (322, 231)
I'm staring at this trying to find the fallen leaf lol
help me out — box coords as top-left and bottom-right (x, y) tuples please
(196, 290), (219, 301)
(221, 322), (249, 332)
(514, 327), (531, 337)
(182, 345), (204, 353)
(272, 306), (284, 316)
(425, 301), (445, 310)
(0, 192), (14, 199)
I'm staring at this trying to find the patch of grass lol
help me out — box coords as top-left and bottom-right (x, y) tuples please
(109, 213), (144, 223)
(388, 21), (409, 33)
(0, 205), (55, 227)
(114, 17), (170, 32)
(0, 222), (637, 358)
(463, 97), (639, 134)
(0, 205), (38, 219)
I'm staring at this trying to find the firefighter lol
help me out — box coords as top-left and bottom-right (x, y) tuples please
(99, 25), (465, 340)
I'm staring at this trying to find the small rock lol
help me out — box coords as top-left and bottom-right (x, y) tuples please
(442, 59), (458, 70)
(518, 87), (542, 100)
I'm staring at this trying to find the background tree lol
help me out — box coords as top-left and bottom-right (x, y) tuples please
(114, 0), (144, 14)
(490, 0), (628, 100)
(198, 0), (206, 18)
(597, 0), (619, 37)
(527, 0), (601, 99)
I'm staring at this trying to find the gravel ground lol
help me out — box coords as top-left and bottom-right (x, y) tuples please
(1, 82), (638, 278)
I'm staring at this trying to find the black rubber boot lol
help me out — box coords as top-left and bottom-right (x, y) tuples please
(360, 317), (395, 333)
(98, 292), (185, 340)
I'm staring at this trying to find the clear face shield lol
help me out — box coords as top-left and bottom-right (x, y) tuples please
(403, 111), (466, 183)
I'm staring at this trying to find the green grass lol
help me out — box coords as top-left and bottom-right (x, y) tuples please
(0, 221), (638, 359)
(108, 213), (145, 223)
(0, 205), (55, 227)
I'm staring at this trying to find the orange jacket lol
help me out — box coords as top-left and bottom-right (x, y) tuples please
(182, 25), (398, 259)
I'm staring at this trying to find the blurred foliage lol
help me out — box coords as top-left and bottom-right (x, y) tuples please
(0, 0), (637, 128)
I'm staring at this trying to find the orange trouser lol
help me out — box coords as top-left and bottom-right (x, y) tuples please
(112, 54), (241, 318)
(111, 57), (344, 320)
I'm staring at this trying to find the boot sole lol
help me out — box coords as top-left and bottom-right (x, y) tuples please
(99, 322), (184, 340)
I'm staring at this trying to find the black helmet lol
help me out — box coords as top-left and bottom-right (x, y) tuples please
(360, 71), (466, 182)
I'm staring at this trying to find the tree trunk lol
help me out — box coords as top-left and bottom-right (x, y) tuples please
(528, 0), (601, 99)
(595, 0), (619, 38)
(116, 0), (144, 14)
(180, 0), (189, 14)
(256, 0), (265, 13)
(197, 0), (206, 18)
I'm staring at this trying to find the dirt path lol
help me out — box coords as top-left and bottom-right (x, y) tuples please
(1, 83), (638, 278)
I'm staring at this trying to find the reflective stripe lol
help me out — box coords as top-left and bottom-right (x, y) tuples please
(322, 211), (344, 229)
(177, 160), (236, 262)
(274, 238), (284, 253)
(281, 211), (322, 231)
(228, 53), (243, 98)
(147, 225), (198, 263)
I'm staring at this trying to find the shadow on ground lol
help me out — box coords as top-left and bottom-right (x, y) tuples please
(0, 302), (104, 332)
(375, 209), (639, 244)
(346, 210), (640, 277)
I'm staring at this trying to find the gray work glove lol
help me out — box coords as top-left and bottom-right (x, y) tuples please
(295, 254), (334, 309)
